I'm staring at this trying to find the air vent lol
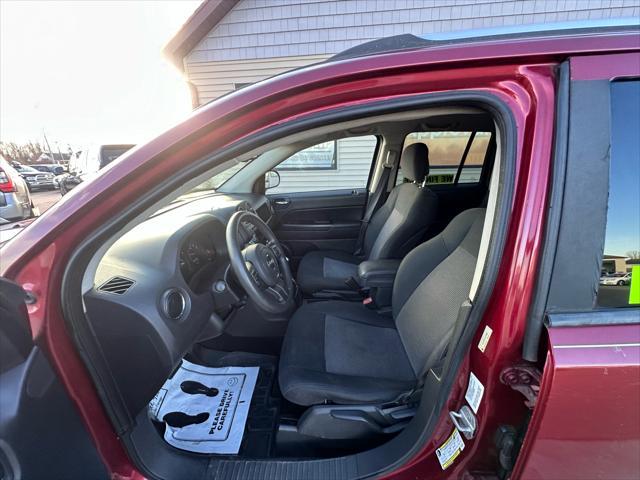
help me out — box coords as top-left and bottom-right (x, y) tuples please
(98, 276), (135, 295)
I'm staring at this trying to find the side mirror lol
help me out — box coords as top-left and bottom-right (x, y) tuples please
(265, 170), (280, 190)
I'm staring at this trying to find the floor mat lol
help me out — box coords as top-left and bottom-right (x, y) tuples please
(149, 360), (259, 454)
(189, 349), (284, 458)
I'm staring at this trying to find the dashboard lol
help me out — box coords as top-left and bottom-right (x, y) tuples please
(83, 192), (273, 419)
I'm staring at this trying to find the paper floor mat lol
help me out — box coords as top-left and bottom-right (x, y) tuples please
(149, 359), (259, 454)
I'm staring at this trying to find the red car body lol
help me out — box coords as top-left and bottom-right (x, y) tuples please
(1, 26), (639, 479)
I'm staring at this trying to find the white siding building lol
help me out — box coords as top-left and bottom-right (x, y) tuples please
(165, 0), (640, 192)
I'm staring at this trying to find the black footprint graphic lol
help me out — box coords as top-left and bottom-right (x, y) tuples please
(163, 411), (210, 428)
(180, 380), (219, 397)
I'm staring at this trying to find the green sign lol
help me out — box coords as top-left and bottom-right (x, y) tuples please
(630, 265), (640, 305)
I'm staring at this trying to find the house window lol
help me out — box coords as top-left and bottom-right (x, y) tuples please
(276, 141), (337, 171)
(268, 136), (378, 194)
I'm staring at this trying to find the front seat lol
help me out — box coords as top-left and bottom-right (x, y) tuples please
(279, 208), (485, 406)
(296, 143), (438, 295)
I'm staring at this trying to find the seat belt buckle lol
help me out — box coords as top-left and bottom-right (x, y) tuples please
(345, 276), (366, 298)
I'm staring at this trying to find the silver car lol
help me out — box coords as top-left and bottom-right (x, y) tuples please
(600, 272), (632, 286)
(0, 156), (36, 222)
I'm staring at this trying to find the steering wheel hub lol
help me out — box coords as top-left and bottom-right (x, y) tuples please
(243, 243), (280, 286)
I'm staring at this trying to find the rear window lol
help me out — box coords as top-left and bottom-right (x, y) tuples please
(397, 131), (491, 185)
(597, 80), (640, 308)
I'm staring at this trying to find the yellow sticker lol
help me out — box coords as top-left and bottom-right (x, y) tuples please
(436, 428), (465, 470)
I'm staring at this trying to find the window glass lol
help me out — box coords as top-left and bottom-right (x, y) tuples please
(397, 131), (491, 185)
(597, 81), (640, 308)
(268, 136), (378, 194)
(277, 141), (336, 170)
(191, 161), (250, 192)
(100, 146), (133, 168)
(458, 132), (492, 183)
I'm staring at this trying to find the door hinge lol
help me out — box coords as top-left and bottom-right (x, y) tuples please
(499, 364), (542, 409)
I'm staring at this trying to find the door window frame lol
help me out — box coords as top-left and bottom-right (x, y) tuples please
(523, 61), (640, 363)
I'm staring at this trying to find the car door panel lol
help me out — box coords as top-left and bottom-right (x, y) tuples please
(269, 188), (366, 264)
(514, 58), (640, 479)
(513, 313), (640, 480)
(0, 278), (107, 479)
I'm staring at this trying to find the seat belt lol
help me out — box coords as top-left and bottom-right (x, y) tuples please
(354, 152), (395, 256)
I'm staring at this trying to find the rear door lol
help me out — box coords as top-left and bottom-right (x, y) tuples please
(268, 135), (379, 268)
(514, 57), (640, 479)
(0, 278), (107, 479)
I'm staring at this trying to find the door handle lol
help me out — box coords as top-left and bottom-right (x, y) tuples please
(273, 198), (290, 206)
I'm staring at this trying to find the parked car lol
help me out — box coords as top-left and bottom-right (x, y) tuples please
(0, 21), (638, 480)
(58, 144), (134, 195)
(12, 164), (56, 191)
(601, 272), (633, 286)
(32, 163), (66, 176)
(0, 156), (36, 222)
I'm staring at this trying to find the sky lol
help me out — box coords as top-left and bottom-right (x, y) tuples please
(0, 0), (202, 150)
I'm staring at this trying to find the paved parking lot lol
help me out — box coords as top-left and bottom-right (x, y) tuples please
(30, 189), (62, 216)
(598, 285), (632, 307)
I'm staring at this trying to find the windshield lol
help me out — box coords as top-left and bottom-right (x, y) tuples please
(16, 165), (40, 173)
(188, 158), (252, 193)
(100, 145), (135, 168)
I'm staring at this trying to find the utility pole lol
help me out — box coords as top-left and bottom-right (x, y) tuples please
(42, 130), (55, 163)
(55, 141), (63, 165)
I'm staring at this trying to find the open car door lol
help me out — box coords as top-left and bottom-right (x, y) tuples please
(0, 278), (107, 479)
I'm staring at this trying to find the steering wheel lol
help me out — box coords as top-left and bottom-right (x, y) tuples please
(225, 210), (295, 315)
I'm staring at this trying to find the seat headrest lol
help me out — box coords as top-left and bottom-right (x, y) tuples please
(400, 143), (429, 182)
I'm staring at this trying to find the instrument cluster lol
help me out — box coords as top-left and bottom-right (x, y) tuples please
(179, 229), (217, 284)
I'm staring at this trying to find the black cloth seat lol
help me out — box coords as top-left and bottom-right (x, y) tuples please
(295, 250), (362, 295)
(279, 208), (486, 406)
(279, 301), (416, 405)
(296, 143), (438, 295)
